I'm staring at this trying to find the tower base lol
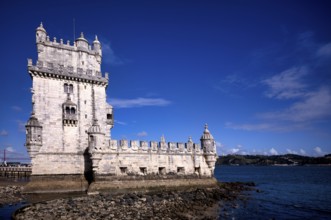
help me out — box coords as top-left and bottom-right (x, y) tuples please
(88, 175), (218, 195)
(23, 174), (89, 194)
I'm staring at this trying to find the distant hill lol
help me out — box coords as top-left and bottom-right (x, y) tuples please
(216, 154), (331, 166)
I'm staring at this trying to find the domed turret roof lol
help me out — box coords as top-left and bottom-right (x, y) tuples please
(88, 119), (103, 134)
(26, 113), (42, 127)
(36, 22), (46, 33)
(200, 124), (214, 140)
(93, 35), (100, 44)
(76, 32), (88, 43)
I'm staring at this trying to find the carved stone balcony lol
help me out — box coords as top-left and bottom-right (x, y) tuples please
(63, 113), (78, 126)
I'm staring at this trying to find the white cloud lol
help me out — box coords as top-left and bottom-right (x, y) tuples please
(109, 97), (171, 108)
(287, 87), (331, 121)
(102, 42), (128, 65)
(263, 67), (308, 100)
(261, 87), (331, 122)
(215, 141), (224, 155)
(137, 131), (148, 137)
(269, 148), (278, 155)
(6, 146), (15, 152)
(228, 87), (331, 132)
(229, 37), (331, 134)
(114, 120), (127, 126)
(214, 74), (257, 96)
(11, 106), (22, 111)
(219, 74), (253, 88)
(299, 149), (306, 155)
(215, 141), (224, 148)
(286, 149), (298, 155)
(225, 122), (273, 131)
(228, 148), (240, 154)
(16, 120), (26, 132)
(314, 146), (322, 155)
(0, 130), (8, 136)
(317, 42), (331, 57)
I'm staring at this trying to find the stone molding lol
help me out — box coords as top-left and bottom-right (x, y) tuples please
(28, 60), (108, 86)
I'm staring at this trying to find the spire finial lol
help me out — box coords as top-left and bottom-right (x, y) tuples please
(161, 134), (165, 143)
(95, 35), (98, 41)
(204, 123), (210, 134)
(40, 22), (43, 28)
(80, 32), (84, 38)
(188, 136), (193, 142)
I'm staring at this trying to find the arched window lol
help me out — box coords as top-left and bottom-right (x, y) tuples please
(106, 113), (113, 125)
(65, 107), (70, 115)
(69, 84), (73, 93)
(64, 83), (68, 93)
(71, 107), (76, 114)
(64, 83), (73, 93)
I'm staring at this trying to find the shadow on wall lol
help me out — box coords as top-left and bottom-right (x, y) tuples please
(84, 148), (93, 184)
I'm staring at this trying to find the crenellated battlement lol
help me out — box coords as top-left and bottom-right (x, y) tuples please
(33, 23), (103, 82)
(37, 33), (101, 57)
(87, 124), (217, 179)
(93, 138), (203, 154)
(36, 22), (101, 55)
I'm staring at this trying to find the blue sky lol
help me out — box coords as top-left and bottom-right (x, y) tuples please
(0, 0), (331, 161)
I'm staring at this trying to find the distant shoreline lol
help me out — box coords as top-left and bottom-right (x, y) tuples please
(217, 154), (331, 166)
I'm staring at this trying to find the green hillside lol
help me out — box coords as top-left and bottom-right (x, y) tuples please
(217, 154), (331, 166)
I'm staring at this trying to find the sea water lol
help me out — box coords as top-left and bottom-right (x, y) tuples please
(215, 165), (331, 219)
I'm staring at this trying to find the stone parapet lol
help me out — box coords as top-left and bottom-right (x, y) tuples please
(105, 139), (201, 154)
(28, 60), (108, 86)
(37, 37), (99, 56)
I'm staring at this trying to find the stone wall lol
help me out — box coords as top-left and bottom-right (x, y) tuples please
(31, 153), (86, 175)
(93, 140), (212, 177)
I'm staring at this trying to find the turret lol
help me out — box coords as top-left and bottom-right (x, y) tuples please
(186, 136), (193, 152)
(25, 113), (42, 159)
(25, 88), (42, 159)
(87, 119), (105, 175)
(88, 119), (105, 149)
(75, 32), (89, 51)
(93, 35), (102, 64)
(36, 22), (47, 43)
(200, 124), (217, 174)
(159, 135), (167, 152)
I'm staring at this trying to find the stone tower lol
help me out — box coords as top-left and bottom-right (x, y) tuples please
(25, 23), (113, 192)
(25, 24), (218, 194)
